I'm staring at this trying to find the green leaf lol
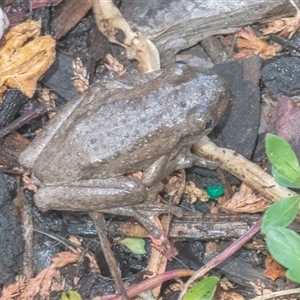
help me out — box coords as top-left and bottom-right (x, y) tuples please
(262, 196), (300, 234)
(183, 276), (219, 300)
(266, 134), (300, 183)
(272, 167), (300, 188)
(266, 227), (300, 283)
(61, 291), (82, 300)
(120, 237), (147, 255)
(286, 266), (300, 284)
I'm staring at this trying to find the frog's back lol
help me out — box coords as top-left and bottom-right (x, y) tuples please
(34, 63), (228, 184)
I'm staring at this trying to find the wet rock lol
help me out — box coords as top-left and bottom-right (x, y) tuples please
(262, 57), (300, 96)
(0, 173), (24, 285)
(212, 57), (262, 159)
(42, 52), (77, 104)
(188, 57), (261, 185)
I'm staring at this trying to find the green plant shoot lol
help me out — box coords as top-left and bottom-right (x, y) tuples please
(183, 276), (219, 300)
(266, 134), (300, 187)
(263, 134), (300, 283)
(120, 237), (147, 255)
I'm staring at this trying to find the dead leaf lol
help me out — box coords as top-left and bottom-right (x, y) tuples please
(21, 264), (58, 299)
(51, 251), (79, 268)
(0, 19), (56, 101)
(183, 181), (209, 204)
(234, 26), (277, 59)
(0, 251), (85, 300)
(220, 183), (271, 213)
(261, 15), (300, 38)
(37, 88), (57, 119)
(264, 255), (285, 281)
(219, 277), (234, 291)
(72, 57), (89, 93)
(164, 170), (186, 200)
(22, 172), (38, 192)
(105, 53), (126, 74)
(0, 277), (26, 300)
(264, 255), (286, 281)
(215, 289), (245, 300)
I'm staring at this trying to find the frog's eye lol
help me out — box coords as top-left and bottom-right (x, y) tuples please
(204, 119), (214, 130)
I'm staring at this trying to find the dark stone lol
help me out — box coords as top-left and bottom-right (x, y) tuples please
(212, 58), (261, 159)
(188, 58), (261, 186)
(0, 173), (24, 286)
(262, 56), (300, 96)
(42, 52), (78, 104)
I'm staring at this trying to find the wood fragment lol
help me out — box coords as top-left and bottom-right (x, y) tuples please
(121, 0), (300, 65)
(193, 137), (297, 202)
(52, 0), (93, 39)
(89, 212), (130, 300)
(67, 213), (272, 240)
(93, 0), (160, 73)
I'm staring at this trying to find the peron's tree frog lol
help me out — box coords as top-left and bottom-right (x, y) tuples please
(19, 63), (228, 237)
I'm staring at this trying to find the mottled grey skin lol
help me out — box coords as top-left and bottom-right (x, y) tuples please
(19, 63), (228, 221)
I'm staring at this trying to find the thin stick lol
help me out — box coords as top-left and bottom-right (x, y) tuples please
(178, 218), (262, 300)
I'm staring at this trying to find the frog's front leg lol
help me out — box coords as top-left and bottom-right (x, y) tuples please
(34, 176), (181, 239)
(101, 202), (182, 239)
(142, 148), (218, 186)
(34, 177), (147, 211)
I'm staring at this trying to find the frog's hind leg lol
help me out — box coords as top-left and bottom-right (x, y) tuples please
(101, 201), (182, 239)
(33, 177), (147, 212)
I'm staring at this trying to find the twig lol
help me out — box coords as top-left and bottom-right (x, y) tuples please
(192, 136), (297, 202)
(93, 0), (160, 73)
(100, 269), (195, 300)
(89, 212), (130, 300)
(251, 287), (300, 299)
(178, 218), (262, 300)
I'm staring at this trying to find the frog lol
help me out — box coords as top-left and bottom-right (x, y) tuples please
(19, 62), (228, 238)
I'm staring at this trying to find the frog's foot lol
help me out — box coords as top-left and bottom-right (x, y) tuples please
(148, 218), (178, 261)
(34, 177), (147, 212)
(171, 153), (218, 170)
(100, 202), (182, 239)
(142, 152), (218, 186)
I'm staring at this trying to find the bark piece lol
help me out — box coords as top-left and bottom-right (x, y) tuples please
(212, 59), (261, 160)
(51, 0), (93, 40)
(93, 0), (160, 72)
(121, 0), (299, 65)
(193, 137), (298, 202)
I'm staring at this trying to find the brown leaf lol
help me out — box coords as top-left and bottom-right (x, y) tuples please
(72, 57), (89, 93)
(0, 20), (56, 101)
(0, 250), (91, 299)
(183, 181), (208, 204)
(220, 183), (271, 213)
(261, 16), (300, 38)
(0, 277), (26, 300)
(264, 255), (286, 281)
(234, 26), (276, 59)
(215, 289), (245, 300)
(21, 264), (57, 299)
(51, 251), (79, 268)
(164, 170), (186, 199)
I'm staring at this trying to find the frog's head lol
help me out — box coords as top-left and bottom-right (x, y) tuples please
(164, 62), (229, 138)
